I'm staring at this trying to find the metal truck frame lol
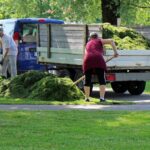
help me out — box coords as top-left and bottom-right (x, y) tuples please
(31, 23), (150, 95)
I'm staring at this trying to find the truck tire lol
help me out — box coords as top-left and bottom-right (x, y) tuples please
(127, 81), (146, 95)
(111, 82), (127, 93)
(57, 69), (71, 78)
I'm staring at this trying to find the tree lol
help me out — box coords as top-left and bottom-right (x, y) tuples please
(45, 0), (101, 23)
(101, 0), (120, 25)
(0, 0), (101, 23)
(120, 0), (150, 25)
(0, 0), (150, 26)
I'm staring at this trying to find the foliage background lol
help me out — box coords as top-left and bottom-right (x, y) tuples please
(0, 0), (150, 25)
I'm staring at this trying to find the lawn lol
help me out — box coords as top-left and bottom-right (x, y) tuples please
(0, 97), (133, 105)
(0, 111), (149, 150)
(145, 81), (150, 93)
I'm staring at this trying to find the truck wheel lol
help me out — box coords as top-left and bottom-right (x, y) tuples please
(127, 81), (146, 95)
(111, 82), (127, 93)
(57, 69), (71, 78)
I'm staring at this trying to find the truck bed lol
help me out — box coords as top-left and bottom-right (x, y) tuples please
(37, 24), (150, 71)
(37, 48), (150, 70)
(105, 50), (150, 70)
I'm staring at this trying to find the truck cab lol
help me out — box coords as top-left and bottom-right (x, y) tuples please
(0, 18), (64, 73)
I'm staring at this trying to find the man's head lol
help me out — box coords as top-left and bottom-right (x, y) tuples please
(89, 32), (98, 39)
(0, 27), (4, 37)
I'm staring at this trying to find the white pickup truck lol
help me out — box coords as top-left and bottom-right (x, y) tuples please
(37, 24), (150, 95)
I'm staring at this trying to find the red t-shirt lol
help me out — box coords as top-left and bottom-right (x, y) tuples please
(83, 38), (106, 73)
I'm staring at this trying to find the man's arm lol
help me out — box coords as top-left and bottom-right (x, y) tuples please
(2, 48), (9, 64)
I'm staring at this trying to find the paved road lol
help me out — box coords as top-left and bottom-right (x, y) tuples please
(92, 87), (150, 104)
(0, 104), (150, 111)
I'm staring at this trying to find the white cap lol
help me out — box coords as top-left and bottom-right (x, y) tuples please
(89, 32), (98, 38)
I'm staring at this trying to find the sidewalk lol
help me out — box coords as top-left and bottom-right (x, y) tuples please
(0, 104), (150, 111)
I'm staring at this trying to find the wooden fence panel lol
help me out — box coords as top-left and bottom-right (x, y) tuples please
(133, 26), (150, 40)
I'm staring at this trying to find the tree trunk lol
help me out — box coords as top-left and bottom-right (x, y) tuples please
(101, 0), (120, 25)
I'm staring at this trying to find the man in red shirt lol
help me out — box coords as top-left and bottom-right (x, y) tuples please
(83, 32), (118, 102)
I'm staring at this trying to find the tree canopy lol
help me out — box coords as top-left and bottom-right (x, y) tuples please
(0, 0), (150, 25)
(120, 0), (150, 25)
(0, 0), (101, 23)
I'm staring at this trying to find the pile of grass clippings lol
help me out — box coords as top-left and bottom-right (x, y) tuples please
(0, 71), (84, 101)
(0, 77), (10, 97)
(102, 23), (150, 50)
(29, 76), (83, 101)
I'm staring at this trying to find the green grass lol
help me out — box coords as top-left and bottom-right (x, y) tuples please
(0, 111), (149, 150)
(0, 96), (133, 105)
(145, 81), (150, 93)
(0, 81), (149, 105)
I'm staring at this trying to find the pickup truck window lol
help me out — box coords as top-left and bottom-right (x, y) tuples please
(22, 24), (37, 43)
